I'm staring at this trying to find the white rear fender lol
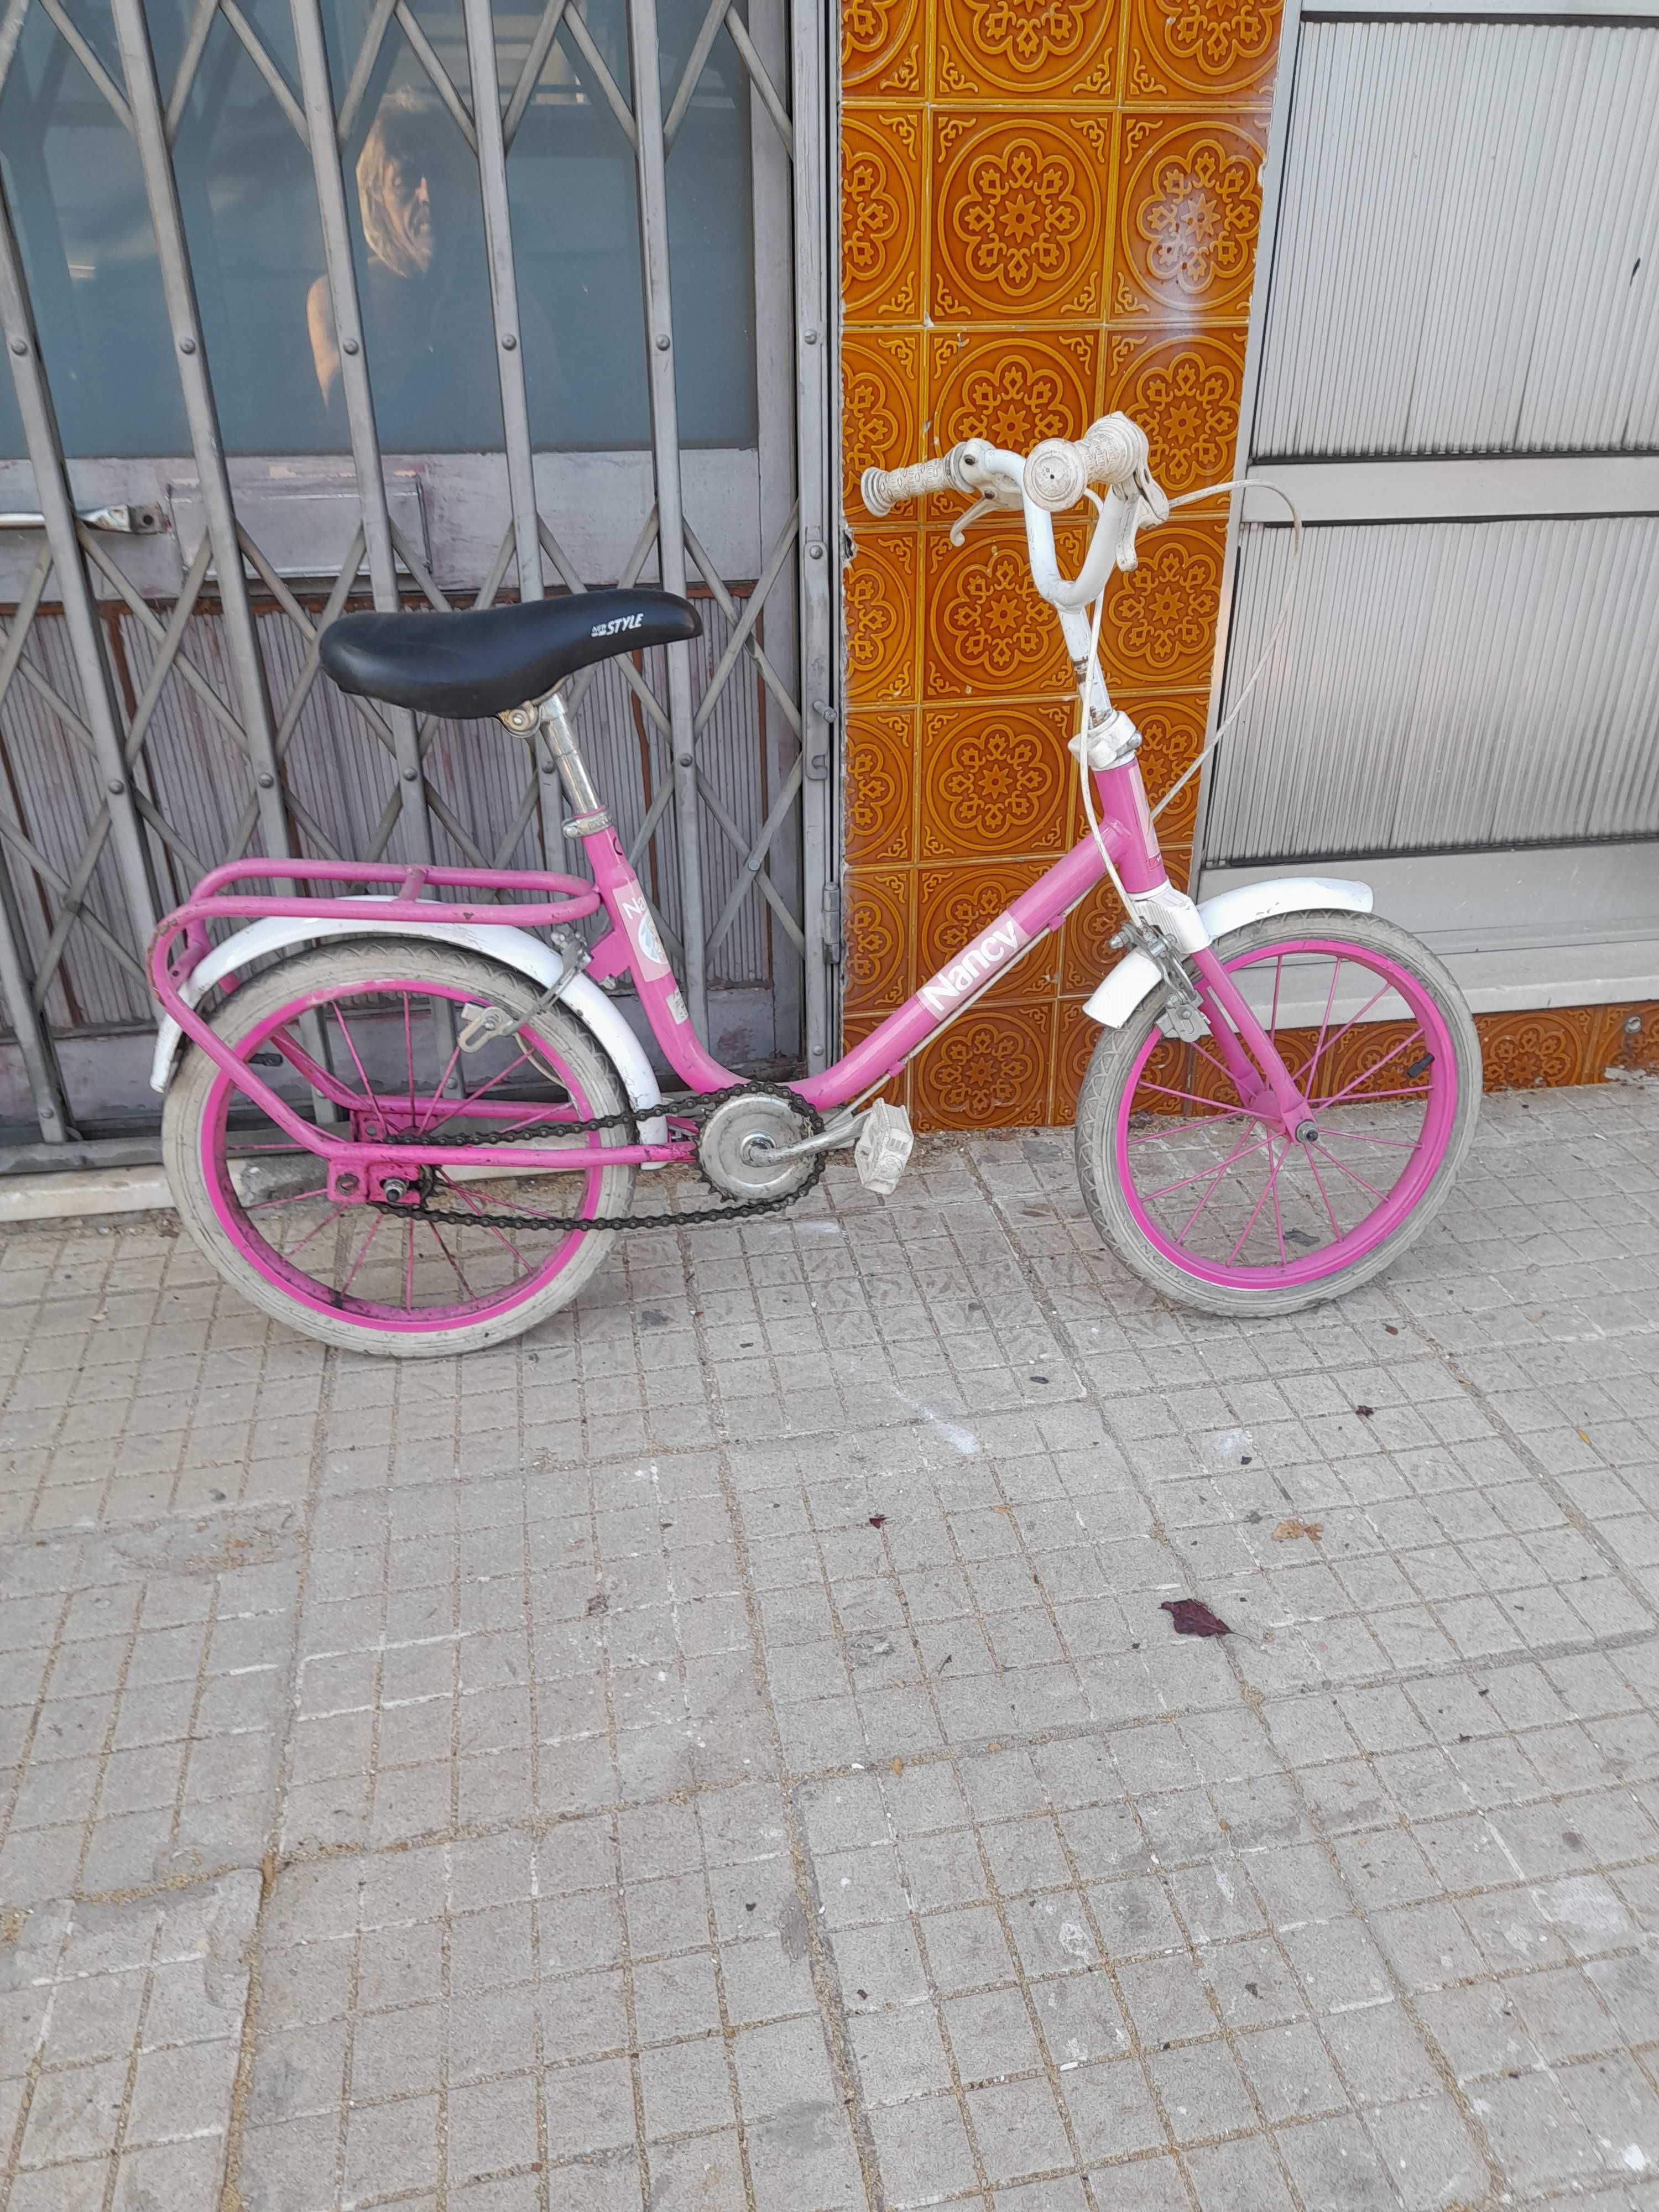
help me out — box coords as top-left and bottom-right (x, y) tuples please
(1083, 876), (1374, 1027)
(149, 904), (669, 1145)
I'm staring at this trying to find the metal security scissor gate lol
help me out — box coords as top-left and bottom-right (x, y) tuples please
(0, 0), (836, 1159)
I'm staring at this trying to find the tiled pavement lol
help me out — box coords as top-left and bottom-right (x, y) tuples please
(2, 1081), (1658, 2211)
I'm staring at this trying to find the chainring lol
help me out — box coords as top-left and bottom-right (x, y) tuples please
(696, 1084), (823, 1201)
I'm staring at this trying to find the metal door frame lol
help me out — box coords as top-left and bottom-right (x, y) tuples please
(0, 0), (839, 1163)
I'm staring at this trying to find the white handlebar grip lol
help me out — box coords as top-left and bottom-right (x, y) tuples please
(1023, 438), (1088, 513)
(860, 453), (957, 517)
(1077, 414), (1149, 491)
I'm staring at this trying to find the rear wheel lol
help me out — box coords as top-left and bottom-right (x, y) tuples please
(1075, 910), (1480, 1317)
(162, 938), (636, 1355)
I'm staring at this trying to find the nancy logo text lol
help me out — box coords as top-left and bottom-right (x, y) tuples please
(917, 915), (1026, 1016)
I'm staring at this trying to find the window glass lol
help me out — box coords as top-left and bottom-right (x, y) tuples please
(0, 0), (758, 461)
(0, 1), (187, 458)
(506, 0), (757, 449)
(151, 0), (345, 452)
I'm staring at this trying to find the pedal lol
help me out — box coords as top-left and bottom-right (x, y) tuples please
(854, 1100), (914, 1196)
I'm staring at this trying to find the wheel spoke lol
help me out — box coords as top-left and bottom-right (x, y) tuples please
(1146, 1134), (1274, 1203)
(1187, 1039), (1245, 1091)
(440, 1178), (535, 1272)
(420, 1048), (536, 1138)
(1312, 1128), (1415, 1151)
(1300, 981), (1396, 1091)
(1175, 1128), (1269, 1244)
(1227, 1138), (1288, 1263)
(287, 1203), (348, 1257)
(1315, 1082), (1430, 1105)
(331, 1003), (377, 1101)
(414, 1034), (469, 1135)
(1316, 1029), (1426, 1109)
(1134, 1078), (1254, 1118)
(425, 1217), (475, 1299)
(1311, 957), (1342, 1071)
(1302, 1146), (1344, 1243)
(244, 1185), (329, 1212)
(1309, 1144), (1385, 1203)
(338, 1209), (385, 1295)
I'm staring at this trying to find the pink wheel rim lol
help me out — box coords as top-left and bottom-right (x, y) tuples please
(199, 977), (608, 1335)
(1113, 935), (1459, 1290)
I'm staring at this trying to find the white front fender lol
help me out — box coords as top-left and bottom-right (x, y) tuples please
(1083, 876), (1374, 1027)
(149, 902), (667, 1145)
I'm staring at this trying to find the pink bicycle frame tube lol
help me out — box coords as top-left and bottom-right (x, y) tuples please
(795, 759), (1165, 1113)
(579, 825), (743, 1092)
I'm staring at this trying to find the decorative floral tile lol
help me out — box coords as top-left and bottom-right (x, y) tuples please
(1102, 327), (1245, 497)
(843, 867), (915, 1013)
(1109, 112), (1267, 322)
(845, 709), (917, 865)
(919, 700), (1075, 860)
(912, 1004), (1055, 1127)
(1124, 0), (1282, 106)
(842, 0), (926, 98)
(1059, 870), (1128, 995)
(930, 111), (1112, 323)
(922, 524), (1079, 701)
(933, 0), (1120, 102)
(838, 0), (1288, 1128)
(1055, 995), (1105, 1118)
(842, 109), (925, 322)
(1112, 688), (1209, 843)
(845, 530), (922, 706)
(1096, 516), (1227, 690)
(928, 329), (1101, 456)
(1478, 1006), (1605, 1092)
(1597, 1002), (1659, 1077)
(842, 333), (923, 509)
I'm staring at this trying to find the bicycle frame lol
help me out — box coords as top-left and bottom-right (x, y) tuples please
(149, 737), (1310, 1189)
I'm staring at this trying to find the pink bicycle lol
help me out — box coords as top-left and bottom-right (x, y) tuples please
(148, 415), (1479, 1355)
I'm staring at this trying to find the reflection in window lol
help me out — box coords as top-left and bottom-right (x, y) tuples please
(313, 54), (504, 453)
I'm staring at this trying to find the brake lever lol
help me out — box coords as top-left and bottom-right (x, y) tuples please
(948, 484), (1023, 546)
(1114, 463), (1171, 572)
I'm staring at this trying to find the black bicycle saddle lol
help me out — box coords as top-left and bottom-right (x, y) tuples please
(319, 587), (701, 720)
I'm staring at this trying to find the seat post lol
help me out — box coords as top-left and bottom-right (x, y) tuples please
(506, 690), (610, 834)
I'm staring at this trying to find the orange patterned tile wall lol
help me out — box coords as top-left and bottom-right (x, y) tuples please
(838, 0), (1282, 1128)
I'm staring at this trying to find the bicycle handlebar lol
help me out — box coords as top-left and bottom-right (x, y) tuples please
(859, 452), (961, 514)
(860, 414), (1152, 519)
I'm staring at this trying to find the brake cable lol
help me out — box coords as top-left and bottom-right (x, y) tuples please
(1072, 471), (1303, 918)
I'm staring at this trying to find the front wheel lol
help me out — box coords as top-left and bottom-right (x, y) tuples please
(1075, 910), (1480, 1317)
(162, 938), (637, 1356)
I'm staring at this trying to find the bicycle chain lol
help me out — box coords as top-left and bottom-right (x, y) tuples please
(370, 1080), (827, 1235)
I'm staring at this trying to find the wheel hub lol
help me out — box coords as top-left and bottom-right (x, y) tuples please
(697, 1090), (818, 1200)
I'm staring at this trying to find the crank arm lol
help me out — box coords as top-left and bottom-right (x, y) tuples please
(740, 1110), (861, 1165)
